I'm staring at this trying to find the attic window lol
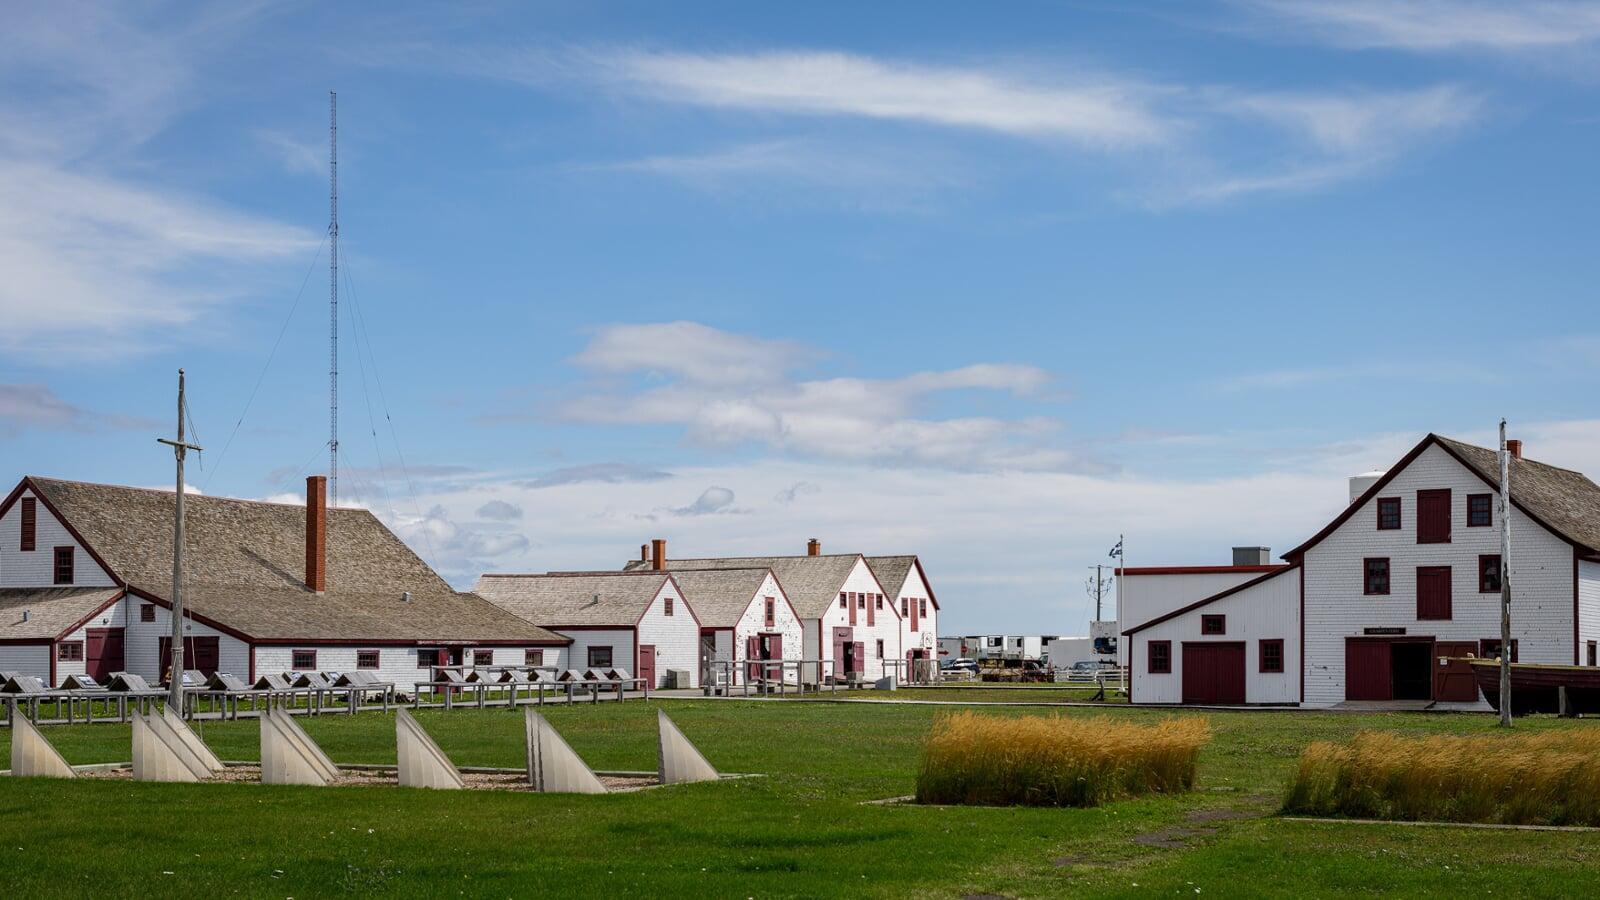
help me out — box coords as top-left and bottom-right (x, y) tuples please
(857, 595), (866, 609)
(140, 604), (156, 623)
(19, 497), (36, 551)
(664, 597), (674, 616)
(764, 597), (775, 628)
(1201, 615), (1226, 635)
(875, 595), (883, 610)
(920, 599), (928, 618)
(1376, 497), (1401, 530)
(53, 546), (74, 585)
(839, 593), (847, 609)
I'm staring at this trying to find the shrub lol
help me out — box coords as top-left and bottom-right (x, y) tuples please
(914, 712), (1210, 807)
(1284, 729), (1600, 826)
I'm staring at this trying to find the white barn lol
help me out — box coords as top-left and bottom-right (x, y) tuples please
(867, 554), (940, 681)
(0, 475), (568, 693)
(1123, 434), (1600, 707)
(474, 571), (702, 689)
(667, 567), (803, 686)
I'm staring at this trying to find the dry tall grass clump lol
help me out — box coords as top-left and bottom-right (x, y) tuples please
(914, 712), (1210, 807)
(1285, 729), (1600, 826)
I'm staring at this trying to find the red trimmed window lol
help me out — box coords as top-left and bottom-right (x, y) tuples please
(1376, 497), (1401, 530)
(839, 593), (847, 609)
(357, 650), (380, 669)
(587, 646), (613, 668)
(473, 649), (494, 666)
(525, 648), (544, 667)
(1588, 642), (1597, 667)
(57, 641), (84, 661)
(875, 594), (884, 610)
(1201, 615), (1225, 635)
(875, 639), (884, 658)
(1479, 555), (1502, 593)
(1259, 639), (1284, 673)
(764, 597), (775, 628)
(19, 497), (36, 551)
(417, 649), (441, 669)
(1467, 493), (1493, 527)
(1479, 638), (1518, 663)
(1148, 640), (1171, 674)
(1417, 489), (1451, 544)
(1364, 558), (1390, 596)
(919, 599), (928, 618)
(291, 649), (317, 670)
(664, 597), (674, 616)
(140, 604), (156, 623)
(857, 594), (866, 609)
(53, 546), (74, 585)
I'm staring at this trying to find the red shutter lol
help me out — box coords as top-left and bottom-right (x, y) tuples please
(848, 592), (857, 626)
(910, 596), (918, 631)
(746, 636), (760, 679)
(1345, 640), (1392, 700)
(1417, 566), (1452, 620)
(852, 641), (865, 674)
(867, 592), (875, 627)
(19, 497), (36, 551)
(1417, 489), (1451, 544)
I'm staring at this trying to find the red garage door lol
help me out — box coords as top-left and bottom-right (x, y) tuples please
(1181, 642), (1246, 704)
(1345, 639), (1392, 701)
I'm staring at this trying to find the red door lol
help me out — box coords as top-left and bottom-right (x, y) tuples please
(638, 645), (656, 688)
(1434, 641), (1478, 701)
(745, 635), (761, 680)
(1417, 489), (1451, 543)
(85, 627), (125, 682)
(832, 627), (852, 678)
(765, 634), (783, 682)
(158, 635), (221, 678)
(1417, 566), (1452, 620)
(1181, 643), (1246, 704)
(1345, 639), (1393, 700)
(852, 641), (866, 676)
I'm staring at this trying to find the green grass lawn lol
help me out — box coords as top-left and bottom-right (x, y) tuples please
(1, 702), (1598, 898)
(804, 686), (1127, 704)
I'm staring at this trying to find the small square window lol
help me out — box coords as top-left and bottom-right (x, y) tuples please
(1201, 614), (1225, 635)
(140, 604), (156, 623)
(417, 649), (440, 669)
(1479, 555), (1502, 593)
(1259, 639), (1284, 673)
(1467, 493), (1493, 527)
(357, 649), (380, 669)
(57, 641), (84, 662)
(291, 649), (317, 670)
(1364, 558), (1390, 596)
(587, 646), (613, 668)
(525, 648), (544, 667)
(1149, 640), (1171, 674)
(1376, 497), (1401, 530)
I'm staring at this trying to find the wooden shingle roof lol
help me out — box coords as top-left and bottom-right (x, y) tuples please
(664, 568), (774, 628)
(19, 477), (565, 644)
(0, 587), (122, 641)
(474, 572), (675, 627)
(623, 553), (875, 618)
(866, 555), (940, 611)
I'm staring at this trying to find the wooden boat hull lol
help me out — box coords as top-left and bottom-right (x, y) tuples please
(1469, 661), (1600, 715)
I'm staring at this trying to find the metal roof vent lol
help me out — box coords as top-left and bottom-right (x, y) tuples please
(20, 610), (29, 623)
(401, 591), (412, 603)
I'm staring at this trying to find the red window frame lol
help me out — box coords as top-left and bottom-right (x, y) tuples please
(291, 649), (317, 670)
(1478, 554), (1502, 593)
(1148, 640), (1172, 674)
(664, 597), (674, 616)
(764, 597), (775, 628)
(1466, 493), (1493, 527)
(53, 546), (74, 585)
(417, 648), (441, 669)
(140, 604), (156, 623)
(587, 646), (613, 668)
(1259, 639), (1284, 673)
(19, 497), (36, 551)
(1363, 557), (1390, 596)
(1201, 614), (1225, 635)
(1479, 638), (1519, 662)
(357, 649), (380, 669)
(525, 648), (544, 667)
(1376, 497), (1401, 530)
(57, 641), (84, 662)
(839, 593), (847, 609)
(473, 649), (494, 666)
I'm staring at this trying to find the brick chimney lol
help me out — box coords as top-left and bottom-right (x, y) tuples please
(1506, 439), (1522, 460)
(807, 538), (821, 557)
(306, 475), (327, 593)
(651, 538), (666, 571)
(640, 543), (649, 563)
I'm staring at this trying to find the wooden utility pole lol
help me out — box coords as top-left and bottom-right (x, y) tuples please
(158, 369), (202, 711)
(1498, 418), (1513, 728)
(1086, 565), (1115, 621)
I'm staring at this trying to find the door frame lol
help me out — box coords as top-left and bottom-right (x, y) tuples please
(1180, 641), (1247, 704)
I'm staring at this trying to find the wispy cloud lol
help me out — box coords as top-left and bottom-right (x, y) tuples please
(1214, 360), (1501, 391)
(1238, 0), (1600, 52)
(519, 462), (674, 489)
(0, 383), (157, 438)
(669, 486), (739, 517)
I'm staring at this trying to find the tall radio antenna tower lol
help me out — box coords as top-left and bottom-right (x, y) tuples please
(328, 90), (339, 506)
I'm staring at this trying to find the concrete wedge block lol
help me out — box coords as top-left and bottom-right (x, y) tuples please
(525, 708), (606, 794)
(131, 711), (208, 782)
(9, 716), (75, 779)
(396, 708), (463, 790)
(260, 708), (340, 785)
(657, 708), (719, 784)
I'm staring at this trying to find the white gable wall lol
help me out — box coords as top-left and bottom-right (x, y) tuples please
(637, 581), (699, 687)
(0, 489), (114, 588)
(124, 600), (249, 684)
(732, 572), (803, 684)
(1129, 568), (1300, 704)
(557, 628), (636, 677)
(894, 564), (938, 673)
(1118, 570), (1274, 671)
(814, 558), (901, 680)
(1303, 443), (1575, 707)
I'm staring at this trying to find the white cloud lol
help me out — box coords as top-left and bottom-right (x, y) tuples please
(670, 486), (738, 516)
(562, 322), (1070, 472)
(520, 463), (673, 489)
(0, 383), (156, 437)
(1240, 0), (1600, 52)
(476, 499), (523, 521)
(1221, 85), (1481, 155)
(254, 129), (326, 177)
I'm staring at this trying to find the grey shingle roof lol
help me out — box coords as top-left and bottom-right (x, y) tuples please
(23, 477), (565, 644)
(1434, 436), (1600, 553)
(474, 572), (673, 627)
(623, 554), (871, 618)
(0, 587), (122, 641)
(663, 568), (772, 628)
(865, 556), (916, 598)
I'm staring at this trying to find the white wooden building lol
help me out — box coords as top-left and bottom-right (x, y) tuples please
(666, 567), (803, 686)
(624, 540), (903, 683)
(0, 475), (568, 693)
(1122, 434), (1600, 707)
(867, 555), (940, 681)
(474, 571), (702, 688)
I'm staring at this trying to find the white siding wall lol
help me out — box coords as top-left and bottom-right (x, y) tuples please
(1117, 570), (1271, 670)
(638, 582), (700, 688)
(52, 594), (130, 683)
(1303, 444), (1576, 707)
(732, 573), (804, 684)
(895, 564), (938, 667)
(1130, 568), (1300, 705)
(0, 644), (50, 681)
(0, 489), (114, 588)
(123, 600), (248, 683)
(1578, 560), (1600, 665)
(815, 558), (901, 679)
(251, 645), (570, 695)
(557, 629), (636, 678)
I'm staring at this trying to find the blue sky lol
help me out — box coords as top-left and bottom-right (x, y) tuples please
(3, 1), (1599, 633)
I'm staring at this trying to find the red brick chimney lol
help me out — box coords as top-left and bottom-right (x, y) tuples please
(807, 538), (821, 557)
(306, 475), (327, 593)
(1506, 439), (1523, 460)
(640, 543), (649, 563)
(651, 538), (666, 571)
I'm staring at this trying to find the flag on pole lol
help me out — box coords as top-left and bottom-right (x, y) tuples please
(1109, 539), (1123, 559)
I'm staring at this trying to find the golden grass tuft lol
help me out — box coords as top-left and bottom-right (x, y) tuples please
(1284, 729), (1600, 826)
(914, 712), (1210, 807)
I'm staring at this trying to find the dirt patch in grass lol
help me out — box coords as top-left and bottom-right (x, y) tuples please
(1185, 807), (1266, 824)
(1131, 826), (1217, 849)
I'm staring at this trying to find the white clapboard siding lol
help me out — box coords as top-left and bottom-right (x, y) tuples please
(558, 629), (636, 675)
(812, 558), (901, 679)
(0, 489), (114, 588)
(731, 572), (804, 684)
(1130, 568), (1300, 705)
(637, 581), (700, 688)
